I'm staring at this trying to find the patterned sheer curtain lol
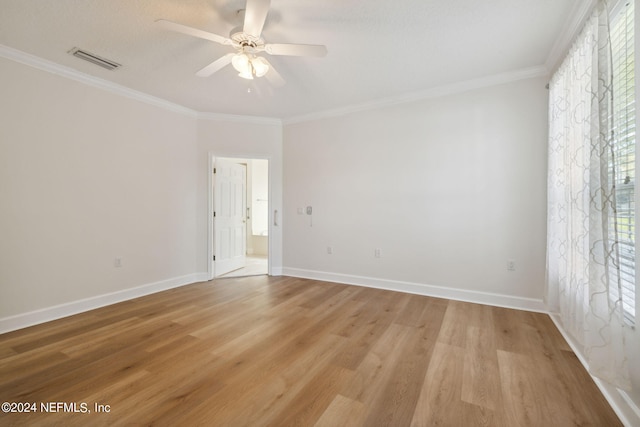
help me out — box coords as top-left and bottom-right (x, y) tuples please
(546, 0), (630, 390)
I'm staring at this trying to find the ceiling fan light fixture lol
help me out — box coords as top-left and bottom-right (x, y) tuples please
(252, 56), (269, 77)
(238, 69), (254, 80)
(232, 52), (269, 79)
(232, 53), (251, 74)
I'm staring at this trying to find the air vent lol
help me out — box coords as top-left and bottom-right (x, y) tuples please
(68, 48), (121, 71)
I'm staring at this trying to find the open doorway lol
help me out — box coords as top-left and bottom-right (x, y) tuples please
(211, 156), (269, 278)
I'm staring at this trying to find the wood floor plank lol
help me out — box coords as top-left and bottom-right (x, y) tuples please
(461, 325), (502, 411)
(361, 298), (446, 426)
(0, 317), (150, 396)
(459, 401), (503, 427)
(265, 363), (354, 427)
(0, 348), (69, 385)
(410, 341), (467, 426)
(0, 345), (17, 359)
(493, 306), (534, 354)
(177, 333), (349, 426)
(0, 276), (622, 426)
(0, 313), (101, 354)
(339, 323), (414, 406)
(314, 394), (367, 427)
(496, 349), (549, 426)
(394, 294), (435, 327)
(436, 300), (470, 347)
(330, 292), (406, 371)
(359, 329), (432, 426)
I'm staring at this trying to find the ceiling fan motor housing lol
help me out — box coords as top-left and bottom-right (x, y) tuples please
(230, 30), (265, 53)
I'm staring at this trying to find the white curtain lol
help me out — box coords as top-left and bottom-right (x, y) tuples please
(546, 0), (630, 390)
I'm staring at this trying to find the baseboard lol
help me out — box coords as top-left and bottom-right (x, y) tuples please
(281, 267), (546, 312)
(0, 273), (209, 334)
(549, 314), (640, 427)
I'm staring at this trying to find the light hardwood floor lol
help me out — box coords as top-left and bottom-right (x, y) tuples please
(0, 276), (621, 426)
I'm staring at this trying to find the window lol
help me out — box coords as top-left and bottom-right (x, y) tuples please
(610, 0), (636, 323)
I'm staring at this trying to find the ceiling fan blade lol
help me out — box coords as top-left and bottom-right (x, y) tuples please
(156, 19), (231, 46)
(263, 59), (285, 87)
(243, 0), (271, 37)
(264, 43), (327, 57)
(196, 53), (235, 77)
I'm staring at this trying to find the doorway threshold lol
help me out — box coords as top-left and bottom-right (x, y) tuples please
(218, 255), (268, 278)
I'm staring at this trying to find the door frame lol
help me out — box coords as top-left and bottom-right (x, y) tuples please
(208, 152), (272, 280)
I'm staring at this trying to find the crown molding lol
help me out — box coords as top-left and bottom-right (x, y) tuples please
(0, 44), (200, 117)
(0, 44), (282, 125)
(282, 65), (549, 125)
(1, 43), (550, 127)
(544, 0), (597, 74)
(197, 112), (281, 126)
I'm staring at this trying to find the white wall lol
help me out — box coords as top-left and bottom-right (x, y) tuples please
(283, 77), (548, 306)
(0, 57), (198, 319)
(0, 56), (284, 329)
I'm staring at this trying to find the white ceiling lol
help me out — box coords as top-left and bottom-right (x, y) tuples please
(0, 0), (584, 120)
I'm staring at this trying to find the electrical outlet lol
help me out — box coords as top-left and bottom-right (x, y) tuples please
(297, 207), (304, 215)
(507, 260), (515, 271)
(306, 206), (313, 215)
(327, 246), (333, 255)
(374, 248), (381, 258)
(114, 257), (122, 268)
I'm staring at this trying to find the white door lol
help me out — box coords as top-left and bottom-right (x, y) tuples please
(214, 159), (247, 277)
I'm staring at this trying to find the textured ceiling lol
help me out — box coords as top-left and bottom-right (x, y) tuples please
(0, 0), (582, 120)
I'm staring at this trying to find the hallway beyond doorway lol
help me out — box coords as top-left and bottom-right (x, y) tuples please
(218, 255), (268, 278)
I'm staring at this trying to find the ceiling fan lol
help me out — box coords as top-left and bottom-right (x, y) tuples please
(156, 0), (327, 84)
